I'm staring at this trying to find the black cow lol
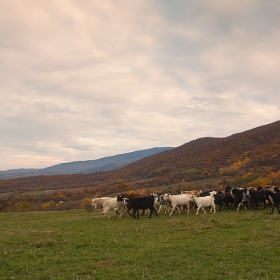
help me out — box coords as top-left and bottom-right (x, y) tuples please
(231, 188), (252, 211)
(249, 188), (267, 210)
(200, 190), (215, 197)
(265, 190), (280, 214)
(224, 193), (234, 209)
(224, 186), (234, 209)
(124, 196), (158, 219)
(214, 192), (226, 211)
(117, 194), (147, 216)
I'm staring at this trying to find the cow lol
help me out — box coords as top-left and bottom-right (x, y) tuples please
(249, 187), (267, 210)
(199, 190), (216, 197)
(116, 193), (148, 216)
(181, 190), (202, 197)
(265, 190), (280, 214)
(152, 193), (165, 213)
(163, 193), (191, 215)
(198, 190), (225, 211)
(213, 192), (226, 211)
(224, 186), (234, 209)
(231, 188), (252, 211)
(154, 194), (173, 215)
(122, 196), (158, 219)
(92, 197), (124, 218)
(189, 194), (216, 214)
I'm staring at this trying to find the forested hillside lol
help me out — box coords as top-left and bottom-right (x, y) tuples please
(1, 120), (280, 212)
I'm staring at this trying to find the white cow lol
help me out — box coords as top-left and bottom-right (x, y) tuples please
(163, 193), (191, 215)
(92, 197), (124, 218)
(189, 194), (216, 215)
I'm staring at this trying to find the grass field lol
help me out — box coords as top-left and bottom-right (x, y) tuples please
(1, 207), (280, 280)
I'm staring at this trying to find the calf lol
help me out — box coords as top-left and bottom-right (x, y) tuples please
(189, 194), (216, 214)
(265, 190), (280, 214)
(158, 194), (173, 215)
(152, 193), (165, 213)
(123, 196), (158, 219)
(214, 192), (226, 211)
(181, 190), (202, 197)
(224, 193), (234, 209)
(163, 193), (191, 215)
(249, 188), (267, 210)
(92, 197), (123, 218)
(117, 193), (147, 216)
(224, 185), (234, 209)
(231, 188), (252, 211)
(200, 190), (215, 197)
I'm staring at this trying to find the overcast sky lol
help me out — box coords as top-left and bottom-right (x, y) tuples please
(1, 0), (280, 171)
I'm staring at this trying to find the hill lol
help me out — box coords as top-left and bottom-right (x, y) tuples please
(0, 120), (280, 196)
(0, 147), (173, 179)
(112, 120), (280, 181)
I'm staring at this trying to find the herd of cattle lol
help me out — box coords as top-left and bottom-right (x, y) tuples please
(91, 185), (280, 219)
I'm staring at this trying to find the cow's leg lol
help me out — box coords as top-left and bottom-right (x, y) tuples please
(177, 206), (181, 215)
(155, 207), (158, 217)
(225, 198), (230, 209)
(212, 205), (216, 214)
(237, 202), (242, 211)
(102, 207), (110, 218)
(126, 205), (133, 216)
(118, 208), (124, 218)
(270, 204), (275, 214)
(169, 206), (176, 216)
(254, 201), (259, 210)
(151, 206), (158, 217)
(132, 208), (137, 219)
(157, 204), (162, 213)
(148, 207), (154, 218)
(202, 207), (206, 214)
(148, 207), (153, 218)
(164, 204), (168, 215)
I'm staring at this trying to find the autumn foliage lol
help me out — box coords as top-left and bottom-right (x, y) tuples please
(1, 120), (280, 212)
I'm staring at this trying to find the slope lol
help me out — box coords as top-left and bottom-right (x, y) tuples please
(0, 120), (279, 193)
(108, 120), (280, 180)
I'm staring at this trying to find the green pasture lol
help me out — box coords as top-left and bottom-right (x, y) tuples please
(1, 208), (280, 280)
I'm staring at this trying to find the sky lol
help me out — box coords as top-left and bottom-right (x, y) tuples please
(1, 0), (280, 171)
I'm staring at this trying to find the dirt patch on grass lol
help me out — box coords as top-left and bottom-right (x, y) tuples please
(93, 260), (112, 267)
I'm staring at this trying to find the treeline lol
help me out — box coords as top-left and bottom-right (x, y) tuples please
(1, 121), (280, 212)
(1, 162), (280, 200)
(1, 167), (279, 213)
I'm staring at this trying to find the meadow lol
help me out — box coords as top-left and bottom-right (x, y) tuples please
(1, 207), (280, 280)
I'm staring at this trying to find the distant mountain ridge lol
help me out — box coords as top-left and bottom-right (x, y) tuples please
(106, 120), (280, 181)
(0, 120), (280, 194)
(0, 147), (173, 179)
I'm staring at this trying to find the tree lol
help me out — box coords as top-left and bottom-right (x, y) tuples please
(81, 197), (94, 212)
(0, 196), (10, 211)
(19, 201), (31, 212)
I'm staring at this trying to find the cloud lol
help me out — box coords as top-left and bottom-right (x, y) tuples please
(0, 0), (280, 170)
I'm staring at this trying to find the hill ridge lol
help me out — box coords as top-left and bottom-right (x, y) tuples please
(0, 147), (173, 179)
(0, 120), (279, 193)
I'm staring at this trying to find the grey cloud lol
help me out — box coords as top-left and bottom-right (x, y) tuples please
(0, 1), (280, 170)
